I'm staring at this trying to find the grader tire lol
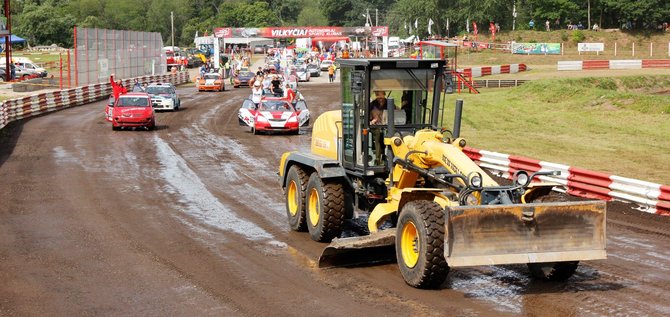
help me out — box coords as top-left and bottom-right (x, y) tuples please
(528, 261), (579, 281)
(396, 200), (449, 289)
(305, 173), (344, 242)
(285, 165), (308, 232)
(526, 192), (579, 281)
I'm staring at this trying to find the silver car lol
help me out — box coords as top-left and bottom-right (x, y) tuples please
(146, 83), (181, 111)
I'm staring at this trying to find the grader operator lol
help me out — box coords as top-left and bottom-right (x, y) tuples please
(278, 59), (606, 288)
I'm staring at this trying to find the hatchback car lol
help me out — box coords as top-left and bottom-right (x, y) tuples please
(306, 63), (320, 77)
(111, 93), (156, 130)
(145, 83), (180, 111)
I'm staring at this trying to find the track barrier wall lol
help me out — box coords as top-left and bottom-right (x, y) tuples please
(558, 59), (670, 71)
(463, 146), (670, 216)
(0, 72), (189, 130)
(461, 64), (527, 78)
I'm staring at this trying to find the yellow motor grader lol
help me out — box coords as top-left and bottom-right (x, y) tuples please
(278, 58), (606, 288)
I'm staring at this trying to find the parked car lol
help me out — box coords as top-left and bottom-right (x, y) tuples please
(320, 60), (334, 71)
(15, 62), (48, 78)
(296, 66), (310, 82)
(306, 63), (320, 77)
(145, 83), (180, 111)
(238, 96), (310, 135)
(111, 93), (156, 130)
(197, 72), (225, 92)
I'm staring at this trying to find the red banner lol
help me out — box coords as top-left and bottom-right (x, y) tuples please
(213, 26), (389, 39)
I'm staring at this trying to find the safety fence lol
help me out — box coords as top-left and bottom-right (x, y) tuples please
(0, 72), (189, 130)
(470, 79), (529, 89)
(462, 146), (670, 215)
(558, 59), (670, 71)
(460, 64), (527, 78)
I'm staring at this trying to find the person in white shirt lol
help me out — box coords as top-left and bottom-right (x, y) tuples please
(251, 81), (263, 105)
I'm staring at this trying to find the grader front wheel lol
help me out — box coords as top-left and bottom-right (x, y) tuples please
(395, 200), (449, 289)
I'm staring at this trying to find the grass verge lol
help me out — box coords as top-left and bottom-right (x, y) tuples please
(442, 75), (670, 184)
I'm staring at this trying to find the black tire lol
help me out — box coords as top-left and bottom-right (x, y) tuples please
(252, 126), (259, 135)
(112, 125), (120, 131)
(396, 200), (449, 289)
(528, 261), (579, 281)
(305, 173), (344, 242)
(285, 165), (308, 231)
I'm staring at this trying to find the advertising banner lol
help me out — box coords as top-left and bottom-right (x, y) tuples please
(214, 26), (389, 39)
(512, 43), (561, 55)
(578, 43), (604, 52)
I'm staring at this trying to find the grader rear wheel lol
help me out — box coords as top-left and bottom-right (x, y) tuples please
(395, 200), (449, 289)
(305, 173), (344, 242)
(285, 166), (308, 231)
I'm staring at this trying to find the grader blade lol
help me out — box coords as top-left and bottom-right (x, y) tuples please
(318, 230), (396, 268)
(445, 200), (607, 267)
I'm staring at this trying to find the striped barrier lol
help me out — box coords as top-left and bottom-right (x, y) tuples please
(0, 72), (190, 130)
(463, 146), (670, 216)
(558, 59), (670, 71)
(461, 64), (527, 78)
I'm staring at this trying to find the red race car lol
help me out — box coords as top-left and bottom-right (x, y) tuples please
(111, 92), (156, 131)
(238, 96), (309, 135)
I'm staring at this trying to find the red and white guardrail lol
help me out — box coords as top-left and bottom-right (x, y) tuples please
(463, 146), (670, 216)
(558, 59), (670, 71)
(460, 64), (527, 78)
(0, 72), (190, 130)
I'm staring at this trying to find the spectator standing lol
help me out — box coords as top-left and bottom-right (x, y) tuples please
(545, 20), (551, 31)
(328, 64), (335, 83)
(529, 19), (535, 30)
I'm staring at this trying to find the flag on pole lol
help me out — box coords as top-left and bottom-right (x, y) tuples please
(404, 21), (407, 30)
(415, 18), (418, 29)
(428, 18), (434, 35)
(446, 18), (450, 37)
(409, 22), (412, 34)
(473, 21), (478, 35)
(195, 30), (198, 39)
(466, 18), (470, 33)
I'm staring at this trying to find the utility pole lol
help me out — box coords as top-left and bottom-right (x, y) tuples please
(512, 0), (517, 31)
(587, 0), (591, 30)
(171, 11), (175, 49)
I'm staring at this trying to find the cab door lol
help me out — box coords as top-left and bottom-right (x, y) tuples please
(238, 99), (257, 127)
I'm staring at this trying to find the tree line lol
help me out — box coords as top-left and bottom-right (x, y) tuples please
(9, 0), (670, 47)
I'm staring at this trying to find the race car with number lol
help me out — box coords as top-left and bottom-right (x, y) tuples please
(238, 96), (309, 135)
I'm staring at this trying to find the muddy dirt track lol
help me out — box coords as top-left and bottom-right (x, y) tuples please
(1, 81), (669, 317)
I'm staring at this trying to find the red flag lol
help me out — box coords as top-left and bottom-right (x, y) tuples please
(473, 21), (478, 35)
(490, 22), (496, 41)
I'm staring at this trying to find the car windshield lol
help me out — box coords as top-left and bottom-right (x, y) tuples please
(239, 71), (254, 77)
(307, 64), (318, 69)
(117, 97), (150, 107)
(204, 74), (220, 80)
(146, 86), (172, 95)
(260, 100), (294, 112)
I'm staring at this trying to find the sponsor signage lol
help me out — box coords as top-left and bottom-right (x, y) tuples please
(578, 43), (604, 52)
(214, 26), (389, 39)
(512, 43), (561, 55)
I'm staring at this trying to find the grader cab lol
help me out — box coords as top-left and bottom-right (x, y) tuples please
(278, 58), (606, 288)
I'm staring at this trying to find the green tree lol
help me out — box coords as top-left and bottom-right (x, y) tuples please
(296, 2), (328, 26)
(14, 2), (76, 46)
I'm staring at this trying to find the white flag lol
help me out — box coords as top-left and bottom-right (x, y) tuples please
(404, 21), (407, 30)
(428, 18), (434, 35)
(415, 18), (418, 29)
(466, 18), (470, 33)
(195, 30), (198, 39)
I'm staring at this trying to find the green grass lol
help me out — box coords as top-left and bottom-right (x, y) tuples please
(441, 75), (670, 184)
